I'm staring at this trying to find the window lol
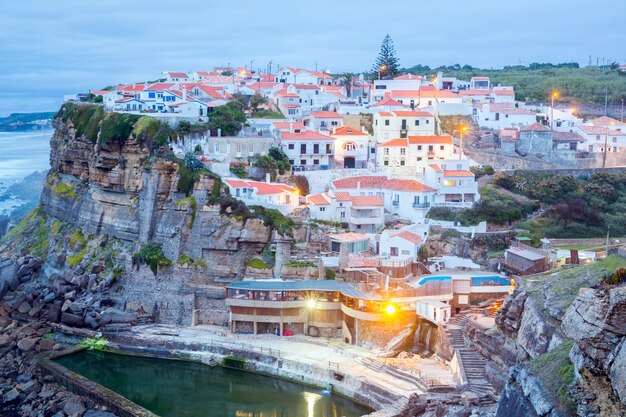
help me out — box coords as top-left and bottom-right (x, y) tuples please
(415, 120), (420, 126)
(148, 92), (155, 98)
(390, 247), (398, 256)
(385, 119), (390, 126)
(417, 157), (422, 161)
(426, 120), (429, 124)
(288, 144), (294, 150)
(345, 142), (356, 151)
(384, 148), (389, 155)
(440, 145), (444, 150)
(457, 164), (462, 169)
(414, 196), (420, 204)
(300, 159), (306, 165)
(400, 148), (406, 155)
(375, 85), (387, 89)
(288, 109), (296, 115)
(313, 144), (319, 153)
(417, 145), (422, 150)
(331, 121), (339, 126)
(400, 160), (405, 166)
(340, 211), (346, 218)
(428, 145), (434, 151)
(313, 159), (319, 165)
(289, 160), (294, 165)
(443, 180), (457, 187)
(384, 160), (389, 166)
(300, 144), (306, 154)
(319, 207), (326, 212)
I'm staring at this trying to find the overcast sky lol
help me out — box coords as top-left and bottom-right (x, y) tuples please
(1, 0), (624, 116)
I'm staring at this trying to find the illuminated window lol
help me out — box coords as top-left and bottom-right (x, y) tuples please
(443, 180), (457, 187)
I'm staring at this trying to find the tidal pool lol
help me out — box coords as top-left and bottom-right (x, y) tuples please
(55, 350), (372, 417)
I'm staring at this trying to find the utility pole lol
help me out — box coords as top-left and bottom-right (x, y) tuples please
(621, 99), (624, 122)
(314, 61), (318, 72)
(605, 88), (608, 116)
(603, 126), (609, 168)
(606, 227), (610, 258)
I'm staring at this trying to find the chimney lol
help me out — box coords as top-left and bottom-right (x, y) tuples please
(266, 173), (271, 183)
(289, 122), (294, 133)
(357, 181), (361, 190)
(217, 128), (222, 137)
(182, 85), (187, 101)
(362, 126), (367, 134)
(332, 127), (336, 135)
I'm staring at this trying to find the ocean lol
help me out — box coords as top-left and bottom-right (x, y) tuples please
(0, 130), (52, 215)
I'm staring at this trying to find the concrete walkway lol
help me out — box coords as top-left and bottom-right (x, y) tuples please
(127, 324), (456, 400)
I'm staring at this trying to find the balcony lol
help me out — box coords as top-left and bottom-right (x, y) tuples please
(412, 202), (431, 209)
(340, 304), (385, 322)
(392, 200), (400, 207)
(350, 215), (380, 225)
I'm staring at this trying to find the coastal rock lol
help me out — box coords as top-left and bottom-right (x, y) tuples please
(16, 337), (38, 352)
(61, 312), (84, 327)
(63, 395), (86, 417)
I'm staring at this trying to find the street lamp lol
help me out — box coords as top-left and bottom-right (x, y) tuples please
(622, 99), (624, 123)
(378, 65), (387, 80)
(459, 126), (467, 158)
(551, 91), (559, 130)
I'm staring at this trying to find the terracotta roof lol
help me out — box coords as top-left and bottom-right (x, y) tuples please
(578, 125), (626, 136)
(332, 176), (388, 189)
(308, 193), (330, 205)
(310, 111), (342, 118)
(335, 191), (352, 202)
(443, 170), (474, 177)
(589, 116), (622, 126)
(378, 111), (394, 116)
(292, 84), (321, 90)
(493, 89), (514, 96)
(331, 126), (367, 136)
(166, 72), (189, 78)
(225, 179), (296, 195)
(459, 90), (491, 96)
(371, 97), (404, 107)
(418, 90), (459, 99)
(272, 121), (305, 131)
(276, 90), (300, 98)
(391, 230), (422, 244)
(392, 110), (433, 117)
(199, 76), (234, 84)
(194, 85), (225, 99)
(408, 136), (453, 145)
(280, 130), (335, 141)
(145, 83), (176, 92)
(553, 132), (585, 142)
(521, 122), (551, 132)
(329, 232), (370, 243)
(390, 90), (421, 98)
(351, 196), (384, 207)
(118, 84), (146, 92)
(428, 164), (443, 173)
(383, 179), (436, 192)
(378, 138), (408, 147)
(90, 90), (114, 95)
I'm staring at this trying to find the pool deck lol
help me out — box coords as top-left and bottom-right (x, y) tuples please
(119, 324), (457, 409)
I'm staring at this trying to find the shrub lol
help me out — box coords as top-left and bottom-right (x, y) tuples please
(325, 268), (336, 280)
(133, 243), (173, 275)
(79, 337), (108, 351)
(291, 175), (310, 196)
(600, 268), (626, 287)
(67, 249), (87, 267)
(176, 196), (198, 228)
(230, 164), (249, 178)
(99, 112), (141, 144)
(247, 258), (271, 269)
(283, 262), (315, 267)
(52, 183), (77, 200)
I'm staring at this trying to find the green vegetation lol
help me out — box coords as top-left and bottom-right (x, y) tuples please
(222, 356), (248, 370)
(401, 64), (626, 105)
(417, 246), (429, 262)
(371, 34), (400, 79)
(69, 229), (86, 250)
(55, 103), (104, 142)
(79, 337), (109, 351)
(283, 262), (316, 267)
(0, 206), (49, 260)
(175, 196), (198, 228)
(599, 267), (626, 287)
(251, 206), (296, 237)
(496, 171), (626, 238)
(133, 243), (173, 275)
(471, 233), (516, 251)
(52, 183), (77, 200)
(469, 165), (494, 179)
(247, 258), (271, 269)
(253, 147), (291, 181)
(428, 186), (539, 226)
(177, 254), (207, 269)
(67, 249), (87, 267)
(530, 339), (575, 414)
(207, 101), (247, 136)
(51, 220), (63, 237)
(325, 268), (336, 280)
(170, 155), (215, 195)
(229, 164), (249, 178)
(99, 112), (141, 144)
(253, 110), (284, 119)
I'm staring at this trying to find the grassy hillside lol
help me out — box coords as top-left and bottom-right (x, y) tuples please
(403, 64), (626, 106)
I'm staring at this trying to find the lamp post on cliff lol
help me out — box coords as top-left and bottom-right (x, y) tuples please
(459, 126), (467, 159)
(603, 121), (615, 168)
(378, 65), (387, 80)
(551, 91), (559, 130)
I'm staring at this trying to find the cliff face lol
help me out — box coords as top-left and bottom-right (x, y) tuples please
(41, 116), (271, 272)
(464, 256), (626, 417)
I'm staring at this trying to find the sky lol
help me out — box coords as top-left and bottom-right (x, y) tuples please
(1, 0), (625, 116)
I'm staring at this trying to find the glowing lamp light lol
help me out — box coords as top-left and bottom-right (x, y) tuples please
(385, 304), (396, 315)
(552, 91), (559, 99)
(305, 298), (318, 310)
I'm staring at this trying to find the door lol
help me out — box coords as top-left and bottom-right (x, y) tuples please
(344, 157), (356, 168)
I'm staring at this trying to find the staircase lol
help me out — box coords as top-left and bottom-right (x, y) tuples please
(446, 314), (496, 403)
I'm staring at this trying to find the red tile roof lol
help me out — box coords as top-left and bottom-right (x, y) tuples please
(371, 97), (404, 107)
(145, 83), (176, 92)
(443, 170), (474, 177)
(328, 232), (369, 243)
(225, 179), (296, 195)
(280, 130), (335, 141)
(428, 164), (443, 173)
(378, 138), (408, 147)
(273, 121), (306, 131)
(351, 195), (384, 207)
(408, 136), (453, 145)
(459, 90), (491, 96)
(493, 89), (514, 96)
(418, 90), (459, 99)
(390, 90), (421, 98)
(167, 72), (189, 78)
(590, 116), (623, 126)
(335, 191), (352, 202)
(332, 176), (435, 192)
(391, 230), (423, 244)
(308, 193), (330, 205)
(310, 111), (342, 118)
(521, 122), (551, 132)
(331, 126), (367, 136)
(392, 110), (433, 117)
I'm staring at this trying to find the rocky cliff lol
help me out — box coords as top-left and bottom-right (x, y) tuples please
(464, 255), (626, 417)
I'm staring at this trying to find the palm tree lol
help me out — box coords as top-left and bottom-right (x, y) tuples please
(341, 72), (356, 97)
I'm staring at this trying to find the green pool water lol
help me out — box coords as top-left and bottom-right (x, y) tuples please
(55, 350), (372, 417)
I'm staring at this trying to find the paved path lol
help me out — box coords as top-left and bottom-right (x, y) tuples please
(128, 324), (456, 400)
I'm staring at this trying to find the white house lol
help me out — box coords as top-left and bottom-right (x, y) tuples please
(369, 96), (406, 113)
(274, 87), (302, 119)
(307, 191), (384, 233)
(422, 161), (480, 208)
(474, 103), (538, 130)
(373, 110), (435, 143)
(224, 178), (299, 214)
(307, 111), (343, 131)
(370, 75), (425, 102)
(330, 176), (437, 221)
(470, 77), (490, 90)
(162, 71), (191, 82)
(379, 224), (429, 259)
(376, 135), (455, 173)
(330, 126), (370, 169)
(279, 130), (336, 170)
(274, 68), (332, 85)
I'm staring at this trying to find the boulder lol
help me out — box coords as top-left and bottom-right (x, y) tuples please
(63, 395), (86, 417)
(17, 380), (41, 395)
(99, 311), (137, 325)
(61, 312), (84, 327)
(1, 388), (21, 407)
(0, 333), (14, 348)
(17, 337), (38, 352)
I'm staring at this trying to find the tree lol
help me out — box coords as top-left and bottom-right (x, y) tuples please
(371, 34), (400, 79)
(250, 94), (268, 113)
(208, 102), (246, 136)
(340, 73), (356, 96)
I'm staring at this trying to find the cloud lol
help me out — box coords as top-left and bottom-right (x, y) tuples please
(0, 0), (624, 115)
